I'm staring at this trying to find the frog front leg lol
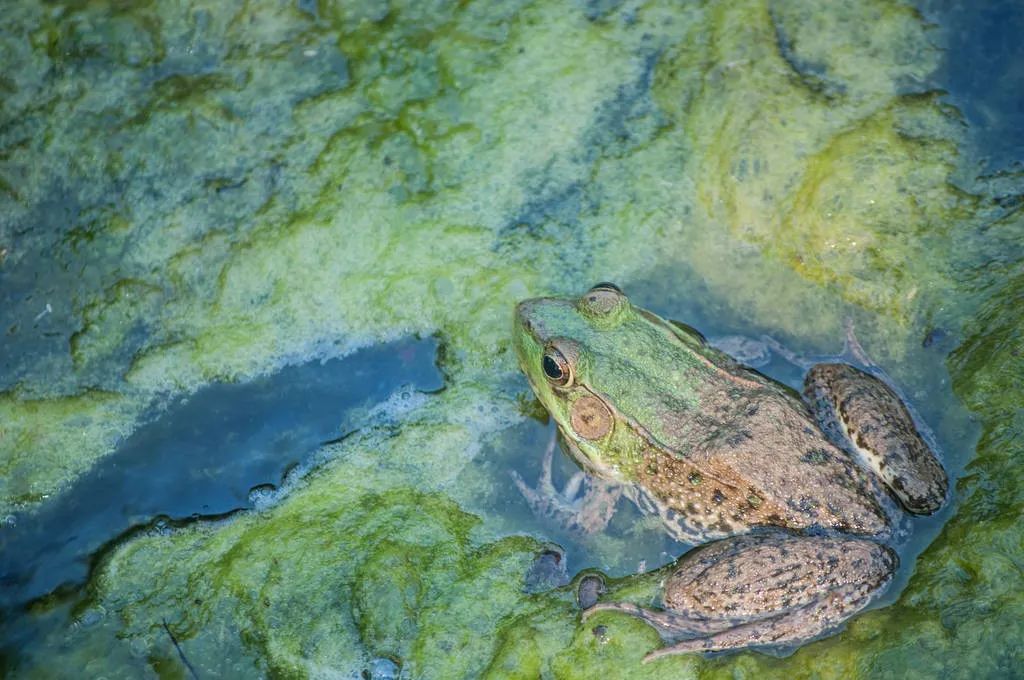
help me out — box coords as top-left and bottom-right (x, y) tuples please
(512, 432), (623, 534)
(583, 531), (896, 659)
(803, 363), (948, 514)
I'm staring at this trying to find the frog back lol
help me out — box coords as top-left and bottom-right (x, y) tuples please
(629, 387), (892, 543)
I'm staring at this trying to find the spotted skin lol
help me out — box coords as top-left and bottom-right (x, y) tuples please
(584, 531), (896, 659)
(629, 444), (796, 543)
(805, 363), (948, 514)
(629, 391), (894, 542)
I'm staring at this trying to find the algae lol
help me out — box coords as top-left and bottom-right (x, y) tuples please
(1, 0), (1022, 677)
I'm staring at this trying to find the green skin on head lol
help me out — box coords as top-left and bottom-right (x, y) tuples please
(513, 286), (711, 481)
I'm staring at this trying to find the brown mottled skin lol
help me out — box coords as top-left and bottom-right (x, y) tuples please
(513, 284), (948, 657)
(630, 389), (893, 542)
(584, 532), (896, 658)
(805, 363), (947, 515)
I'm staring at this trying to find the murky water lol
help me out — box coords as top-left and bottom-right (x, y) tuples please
(0, 0), (1022, 678)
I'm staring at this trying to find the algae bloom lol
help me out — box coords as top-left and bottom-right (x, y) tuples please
(0, 0), (1022, 678)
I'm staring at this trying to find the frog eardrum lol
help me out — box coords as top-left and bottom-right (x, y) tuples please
(569, 395), (613, 440)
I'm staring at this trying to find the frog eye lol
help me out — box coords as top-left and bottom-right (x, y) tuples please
(542, 346), (572, 387)
(589, 282), (623, 294)
(580, 283), (627, 316)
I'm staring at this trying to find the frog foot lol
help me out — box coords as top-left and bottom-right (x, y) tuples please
(512, 431), (623, 534)
(582, 531), (896, 659)
(840, 317), (876, 368)
(756, 317), (876, 371)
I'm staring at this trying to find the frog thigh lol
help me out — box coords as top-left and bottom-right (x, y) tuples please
(803, 363), (948, 514)
(585, 532), (895, 656)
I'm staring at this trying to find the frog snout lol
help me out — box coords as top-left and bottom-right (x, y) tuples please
(515, 299), (543, 337)
(515, 296), (577, 343)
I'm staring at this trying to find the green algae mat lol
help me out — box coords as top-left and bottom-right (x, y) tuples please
(1, 0), (1022, 677)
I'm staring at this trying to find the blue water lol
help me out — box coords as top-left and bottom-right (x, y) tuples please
(0, 338), (443, 610)
(921, 0), (1024, 172)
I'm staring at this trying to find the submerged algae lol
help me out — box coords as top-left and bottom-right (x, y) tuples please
(1, 0), (1022, 677)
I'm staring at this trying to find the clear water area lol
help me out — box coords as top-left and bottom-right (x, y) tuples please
(921, 0), (1024, 172)
(0, 337), (442, 619)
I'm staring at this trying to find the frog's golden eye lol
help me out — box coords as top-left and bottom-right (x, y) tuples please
(542, 346), (572, 387)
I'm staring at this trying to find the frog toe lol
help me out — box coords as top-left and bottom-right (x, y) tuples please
(512, 454), (622, 535)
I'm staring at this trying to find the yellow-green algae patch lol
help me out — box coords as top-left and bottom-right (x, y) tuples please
(0, 390), (140, 510)
(1, 0), (1022, 677)
(16, 405), (578, 678)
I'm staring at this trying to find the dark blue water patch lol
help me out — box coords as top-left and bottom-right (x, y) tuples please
(917, 0), (1024, 172)
(0, 337), (443, 609)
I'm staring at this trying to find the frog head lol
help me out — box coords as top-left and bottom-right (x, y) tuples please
(513, 283), (707, 478)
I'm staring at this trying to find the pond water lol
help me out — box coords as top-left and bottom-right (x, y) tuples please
(0, 1), (1022, 678)
(0, 338), (443, 610)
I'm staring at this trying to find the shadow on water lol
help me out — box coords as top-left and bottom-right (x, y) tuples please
(0, 337), (444, 610)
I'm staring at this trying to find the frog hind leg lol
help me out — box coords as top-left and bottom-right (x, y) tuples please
(582, 601), (742, 637)
(511, 431), (623, 534)
(803, 363), (948, 514)
(641, 581), (875, 661)
(583, 532), (896, 657)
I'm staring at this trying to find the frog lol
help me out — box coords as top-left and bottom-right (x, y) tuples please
(512, 283), (948, 658)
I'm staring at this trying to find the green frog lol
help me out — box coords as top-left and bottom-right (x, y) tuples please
(512, 283), (947, 658)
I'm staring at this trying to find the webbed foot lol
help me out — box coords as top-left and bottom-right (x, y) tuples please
(757, 317), (875, 371)
(512, 431), (622, 534)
